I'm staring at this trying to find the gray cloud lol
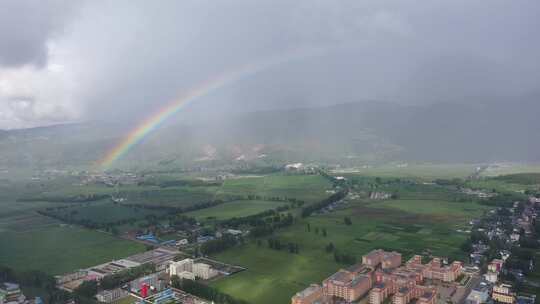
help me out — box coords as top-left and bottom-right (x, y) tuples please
(0, 0), (78, 68)
(0, 0), (539, 129)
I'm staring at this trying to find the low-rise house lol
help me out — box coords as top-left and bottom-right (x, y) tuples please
(510, 233), (520, 242)
(484, 271), (498, 283)
(0, 283), (25, 304)
(175, 239), (189, 246)
(465, 280), (490, 304)
(488, 259), (504, 273)
(492, 283), (515, 304)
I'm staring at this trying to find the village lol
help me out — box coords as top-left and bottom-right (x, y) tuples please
(291, 196), (540, 304)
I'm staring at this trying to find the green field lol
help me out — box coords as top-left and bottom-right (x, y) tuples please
(0, 223), (145, 274)
(217, 174), (333, 203)
(186, 200), (287, 221)
(211, 194), (489, 304)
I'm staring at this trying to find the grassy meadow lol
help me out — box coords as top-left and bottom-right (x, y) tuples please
(211, 193), (489, 304)
(216, 174), (334, 204)
(0, 223), (145, 274)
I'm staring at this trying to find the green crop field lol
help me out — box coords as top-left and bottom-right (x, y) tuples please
(0, 223), (145, 275)
(367, 199), (488, 221)
(211, 194), (488, 304)
(217, 174), (333, 203)
(186, 200), (287, 221)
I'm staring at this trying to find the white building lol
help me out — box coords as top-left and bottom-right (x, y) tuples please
(96, 288), (128, 303)
(484, 271), (498, 283)
(192, 263), (218, 280)
(176, 239), (189, 246)
(177, 271), (196, 281)
(169, 259), (194, 276)
(510, 233), (520, 242)
(465, 281), (490, 304)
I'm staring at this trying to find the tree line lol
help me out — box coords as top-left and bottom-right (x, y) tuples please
(301, 189), (348, 217)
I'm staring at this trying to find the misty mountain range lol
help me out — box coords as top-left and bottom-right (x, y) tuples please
(1, 99), (538, 170)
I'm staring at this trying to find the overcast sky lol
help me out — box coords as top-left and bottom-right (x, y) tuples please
(0, 0), (539, 129)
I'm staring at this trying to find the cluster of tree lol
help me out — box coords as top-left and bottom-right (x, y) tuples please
(333, 250), (356, 264)
(124, 198), (233, 214)
(505, 247), (535, 275)
(169, 215), (198, 230)
(0, 265), (73, 304)
(301, 189), (348, 218)
(74, 280), (98, 298)
(344, 217), (352, 225)
(241, 195), (305, 206)
(519, 236), (539, 249)
(221, 209), (294, 232)
(267, 238), (299, 253)
(171, 276), (248, 304)
(230, 166), (281, 175)
(37, 208), (140, 230)
(325, 242), (335, 253)
(138, 179), (223, 188)
(434, 178), (465, 187)
(18, 194), (108, 203)
(100, 263), (156, 290)
(200, 234), (241, 255)
(306, 224), (328, 237)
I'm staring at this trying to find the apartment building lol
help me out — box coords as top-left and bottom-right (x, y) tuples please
(322, 263), (374, 302)
(417, 289), (437, 304)
(169, 259), (194, 276)
(293, 250), (454, 304)
(192, 263), (218, 280)
(362, 250), (402, 269)
(291, 284), (323, 304)
(168, 259), (217, 280)
(405, 256), (462, 283)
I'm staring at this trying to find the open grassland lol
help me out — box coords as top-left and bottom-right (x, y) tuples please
(481, 163), (540, 177)
(332, 163), (477, 180)
(216, 174), (333, 204)
(186, 200), (287, 221)
(0, 223), (145, 275)
(211, 196), (487, 304)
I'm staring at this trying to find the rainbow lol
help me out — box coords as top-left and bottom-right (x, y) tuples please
(97, 48), (323, 169)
